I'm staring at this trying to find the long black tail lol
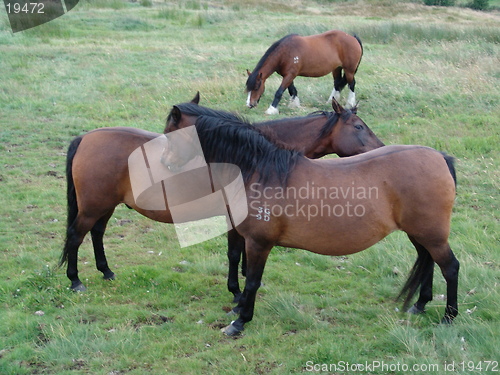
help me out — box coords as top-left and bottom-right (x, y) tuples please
(353, 34), (363, 74)
(397, 153), (456, 309)
(397, 248), (434, 311)
(59, 136), (83, 268)
(441, 152), (457, 187)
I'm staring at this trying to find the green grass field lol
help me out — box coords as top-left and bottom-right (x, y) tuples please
(0, 0), (499, 374)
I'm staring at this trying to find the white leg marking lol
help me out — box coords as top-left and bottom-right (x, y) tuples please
(288, 96), (300, 108)
(346, 89), (356, 109)
(265, 105), (279, 115)
(328, 89), (341, 103)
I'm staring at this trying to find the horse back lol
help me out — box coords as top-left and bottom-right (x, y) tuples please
(316, 144), (456, 230)
(250, 145), (456, 255)
(293, 30), (362, 76)
(71, 127), (161, 215)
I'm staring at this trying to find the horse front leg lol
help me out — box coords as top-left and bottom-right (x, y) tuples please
(265, 86), (285, 115)
(227, 229), (246, 303)
(222, 239), (272, 336)
(265, 75), (295, 115)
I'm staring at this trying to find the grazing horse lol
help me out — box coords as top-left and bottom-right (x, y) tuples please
(161, 115), (459, 336)
(246, 30), (363, 114)
(60, 96), (383, 293)
(165, 94), (384, 301)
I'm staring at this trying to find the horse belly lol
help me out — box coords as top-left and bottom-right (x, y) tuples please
(298, 53), (340, 77)
(276, 205), (397, 256)
(296, 38), (341, 77)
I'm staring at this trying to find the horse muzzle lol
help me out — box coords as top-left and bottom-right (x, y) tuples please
(246, 92), (258, 109)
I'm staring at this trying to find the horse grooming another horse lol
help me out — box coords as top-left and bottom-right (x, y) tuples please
(161, 115), (459, 336)
(60, 95), (383, 293)
(246, 30), (363, 114)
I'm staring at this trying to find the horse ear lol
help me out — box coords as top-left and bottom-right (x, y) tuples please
(191, 92), (200, 104)
(331, 97), (343, 114)
(246, 69), (251, 77)
(351, 100), (360, 114)
(172, 105), (182, 123)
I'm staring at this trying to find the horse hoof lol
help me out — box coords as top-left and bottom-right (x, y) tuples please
(221, 322), (242, 336)
(265, 106), (279, 115)
(288, 97), (300, 108)
(71, 283), (87, 292)
(407, 305), (425, 315)
(103, 272), (115, 281)
(440, 315), (454, 325)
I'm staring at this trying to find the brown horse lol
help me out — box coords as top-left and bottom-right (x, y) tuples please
(165, 94), (383, 301)
(60, 96), (383, 292)
(161, 115), (459, 336)
(246, 30), (363, 114)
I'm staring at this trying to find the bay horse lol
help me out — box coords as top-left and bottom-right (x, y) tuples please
(161, 115), (459, 336)
(60, 96), (383, 293)
(246, 30), (363, 115)
(165, 93), (383, 301)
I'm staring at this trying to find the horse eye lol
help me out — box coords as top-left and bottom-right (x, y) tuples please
(354, 124), (363, 130)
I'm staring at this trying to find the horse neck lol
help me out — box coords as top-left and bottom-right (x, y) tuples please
(259, 52), (281, 80)
(259, 116), (325, 156)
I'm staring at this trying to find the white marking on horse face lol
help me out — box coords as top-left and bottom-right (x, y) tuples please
(246, 92), (252, 108)
(293, 56), (299, 64)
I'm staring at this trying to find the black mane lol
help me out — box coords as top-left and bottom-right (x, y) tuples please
(315, 109), (357, 142)
(194, 115), (301, 185)
(245, 34), (297, 92)
(167, 102), (243, 123)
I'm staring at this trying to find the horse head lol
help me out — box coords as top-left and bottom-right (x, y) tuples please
(317, 98), (385, 158)
(164, 92), (201, 133)
(245, 70), (265, 108)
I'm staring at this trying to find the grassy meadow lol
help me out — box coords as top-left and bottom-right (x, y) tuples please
(0, 0), (499, 373)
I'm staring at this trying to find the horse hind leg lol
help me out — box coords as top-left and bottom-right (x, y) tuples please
(90, 210), (116, 281)
(328, 67), (345, 103)
(436, 246), (459, 323)
(404, 236), (435, 315)
(63, 215), (98, 292)
(344, 71), (357, 108)
(402, 236), (460, 324)
(287, 82), (300, 108)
